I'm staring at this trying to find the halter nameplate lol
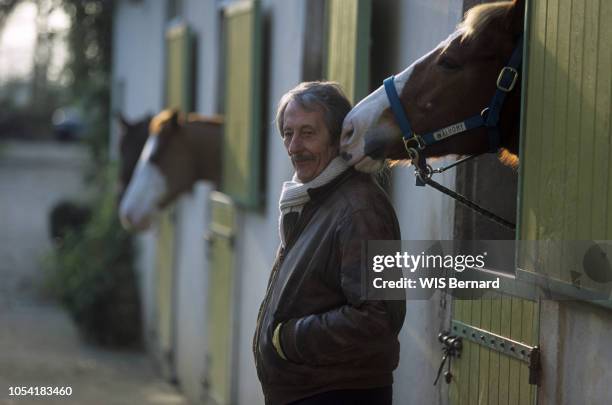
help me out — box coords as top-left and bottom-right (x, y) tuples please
(433, 122), (467, 141)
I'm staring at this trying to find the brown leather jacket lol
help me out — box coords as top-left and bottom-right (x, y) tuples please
(253, 169), (406, 405)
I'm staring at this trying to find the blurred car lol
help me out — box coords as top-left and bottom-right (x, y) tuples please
(52, 107), (86, 141)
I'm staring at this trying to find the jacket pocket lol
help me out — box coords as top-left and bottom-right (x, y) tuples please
(253, 316), (270, 384)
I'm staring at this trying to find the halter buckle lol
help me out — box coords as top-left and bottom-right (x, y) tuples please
(403, 134), (426, 152)
(480, 107), (490, 120)
(497, 66), (519, 92)
(406, 147), (433, 183)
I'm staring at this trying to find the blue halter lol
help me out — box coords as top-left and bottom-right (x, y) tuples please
(383, 36), (523, 186)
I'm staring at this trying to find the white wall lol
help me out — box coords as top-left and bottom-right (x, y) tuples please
(235, 1), (305, 403)
(174, 182), (214, 404)
(539, 300), (612, 404)
(389, 1), (463, 404)
(111, 0), (167, 354)
(168, 1), (222, 402)
(164, 1), (306, 402)
(111, 0), (166, 121)
(182, 0), (220, 116)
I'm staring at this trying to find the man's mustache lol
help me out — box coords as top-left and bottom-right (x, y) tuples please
(291, 154), (315, 163)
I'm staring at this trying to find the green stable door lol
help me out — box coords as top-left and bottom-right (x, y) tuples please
(451, 0), (612, 402)
(203, 1), (263, 401)
(204, 192), (237, 405)
(325, 0), (371, 104)
(449, 295), (538, 405)
(449, 1), (539, 403)
(155, 22), (194, 380)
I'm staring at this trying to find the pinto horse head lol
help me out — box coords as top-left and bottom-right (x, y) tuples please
(340, 0), (524, 173)
(119, 109), (223, 231)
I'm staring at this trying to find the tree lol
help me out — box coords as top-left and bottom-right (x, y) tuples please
(0, 0), (114, 148)
(60, 0), (115, 162)
(0, 0), (21, 35)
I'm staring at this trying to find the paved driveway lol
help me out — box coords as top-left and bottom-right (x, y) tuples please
(0, 141), (189, 405)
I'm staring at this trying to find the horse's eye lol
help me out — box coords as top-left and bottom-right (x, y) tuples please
(437, 56), (461, 70)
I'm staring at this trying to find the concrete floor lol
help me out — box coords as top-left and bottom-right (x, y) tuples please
(0, 140), (190, 405)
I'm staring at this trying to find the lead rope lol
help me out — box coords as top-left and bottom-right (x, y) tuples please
(407, 148), (516, 231)
(430, 154), (480, 174)
(420, 175), (516, 231)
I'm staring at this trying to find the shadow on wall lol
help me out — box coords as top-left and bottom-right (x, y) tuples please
(370, 0), (401, 90)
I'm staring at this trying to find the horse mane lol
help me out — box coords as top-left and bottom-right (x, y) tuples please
(149, 109), (223, 134)
(186, 113), (223, 125)
(458, 1), (514, 41)
(388, 149), (519, 170)
(149, 109), (178, 134)
(499, 148), (519, 169)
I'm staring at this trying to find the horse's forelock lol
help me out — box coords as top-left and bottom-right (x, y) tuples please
(458, 1), (514, 41)
(149, 109), (182, 134)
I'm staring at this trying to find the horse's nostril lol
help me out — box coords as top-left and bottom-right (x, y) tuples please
(342, 126), (354, 143)
(341, 151), (353, 161)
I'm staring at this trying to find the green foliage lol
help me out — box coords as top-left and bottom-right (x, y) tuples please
(46, 164), (142, 348)
(60, 0), (115, 164)
(61, 0), (114, 86)
(42, 0), (132, 345)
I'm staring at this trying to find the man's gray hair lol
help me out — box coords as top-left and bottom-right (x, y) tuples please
(276, 81), (352, 145)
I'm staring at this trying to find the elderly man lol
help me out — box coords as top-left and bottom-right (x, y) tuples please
(253, 82), (405, 405)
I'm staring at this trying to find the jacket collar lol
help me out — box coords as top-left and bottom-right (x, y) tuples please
(306, 167), (357, 202)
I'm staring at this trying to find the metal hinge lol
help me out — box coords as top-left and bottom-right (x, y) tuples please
(451, 320), (542, 386)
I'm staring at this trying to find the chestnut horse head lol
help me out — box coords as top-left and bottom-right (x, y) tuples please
(117, 113), (152, 201)
(119, 109), (223, 231)
(340, 0), (524, 174)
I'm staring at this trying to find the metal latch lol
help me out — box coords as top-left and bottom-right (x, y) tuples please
(451, 320), (542, 386)
(435, 331), (463, 385)
(528, 346), (541, 386)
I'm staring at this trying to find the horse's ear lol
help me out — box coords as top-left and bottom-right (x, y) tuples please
(116, 112), (130, 129)
(170, 110), (180, 129)
(511, 0), (525, 35)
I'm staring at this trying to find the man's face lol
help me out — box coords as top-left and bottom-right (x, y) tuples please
(282, 100), (338, 183)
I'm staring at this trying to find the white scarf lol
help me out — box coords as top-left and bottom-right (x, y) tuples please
(278, 156), (349, 247)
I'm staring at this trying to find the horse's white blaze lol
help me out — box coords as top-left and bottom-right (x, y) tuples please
(340, 66), (413, 167)
(340, 32), (460, 171)
(119, 136), (167, 230)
